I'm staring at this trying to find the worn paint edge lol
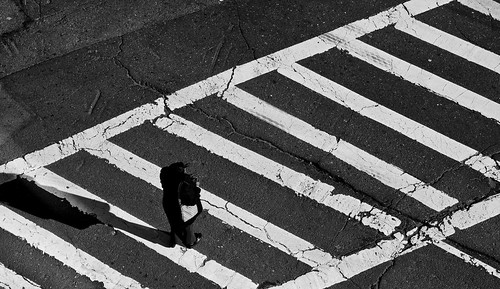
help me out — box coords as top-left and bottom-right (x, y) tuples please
(338, 38), (500, 123)
(274, 192), (500, 288)
(395, 18), (500, 74)
(0, 261), (41, 289)
(459, 0), (500, 21)
(0, 205), (147, 289)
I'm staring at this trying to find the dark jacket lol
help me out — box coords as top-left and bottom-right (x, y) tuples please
(160, 163), (202, 229)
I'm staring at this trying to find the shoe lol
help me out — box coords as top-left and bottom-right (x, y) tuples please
(186, 233), (202, 248)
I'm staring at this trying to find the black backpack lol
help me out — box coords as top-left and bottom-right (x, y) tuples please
(178, 173), (201, 206)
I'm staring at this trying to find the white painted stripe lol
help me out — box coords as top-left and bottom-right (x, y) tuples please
(434, 241), (500, 278)
(153, 115), (401, 235)
(222, 87), (458, 211)
(399, 0), (454, 16)
(279, 63), (500, 183)
(23, 168), (257, 289)
(336, 38), (500, 123)
(317, 0), (452, 47)
(0, 262), (41, 289)
(166, 0), (454, 111)
(0, 100), (165, 175)
(86, 140), (335, 268)
(214, 80), (495, 287)
(276, 192), (500, 288)
(350, 38), (500, 121)
(395, 17), (500, 74)
(204, 192), (335, 267)
(0, 205), (147, 289)
(459, 0), (500, 21)
(0, 0), (452, 176)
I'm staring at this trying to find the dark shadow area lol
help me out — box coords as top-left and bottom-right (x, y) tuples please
(0, 175), (174, 248)
(0, 176), (99, 229)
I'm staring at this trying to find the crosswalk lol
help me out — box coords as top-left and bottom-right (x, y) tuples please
(1, 0), (500, 288)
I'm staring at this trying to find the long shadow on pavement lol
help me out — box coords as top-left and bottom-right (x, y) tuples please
(0, 176), (174, 248)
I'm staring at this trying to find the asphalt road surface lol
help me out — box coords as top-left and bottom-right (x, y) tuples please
(1, 0), (500, 288)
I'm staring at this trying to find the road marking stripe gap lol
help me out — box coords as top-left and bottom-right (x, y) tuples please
(21, 167), (257, 289)
(275, 192), (500, 288)
(395, 17), (500, 74)
(0, 261), (41, 289)
(0, 204), (147, 289)
(329, 35), (500, 124)
(459, 0), (500, 21)
(221, 86), (458, 211)
(279, 63), (500, 184)
(153, 115), (401, 236)
(85, 140), (335, 268)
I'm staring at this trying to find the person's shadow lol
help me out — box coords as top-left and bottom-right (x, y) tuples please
(0, 174), (175, 248)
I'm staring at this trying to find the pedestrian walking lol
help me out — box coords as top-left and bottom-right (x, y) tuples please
(160, 162), (203, 248)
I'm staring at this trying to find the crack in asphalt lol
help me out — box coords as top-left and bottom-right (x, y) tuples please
(111, 36), (170, 98)
(203, 198), (261, 231)
(330, 217), (350, 250)
(185, 103), (424, 230)
(204, 194), (332, 267)
(397, 190), (500, 255)
(218, 65), (237, 100)
(401, 3), (412, 18)
(3, 3), (500, 286)
(232, 0), (256, 60)
(444, 238), (500, 268)
(451, 12), (481, 47)
(208, 24), (233, 75)
(462, 145), (500, 178)
(183, 101), (500, 266)
(371, 259), (395, 289)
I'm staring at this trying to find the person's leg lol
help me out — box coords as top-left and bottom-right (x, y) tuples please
(183, 223), (196, 246)
(170, 228), (184, 246)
